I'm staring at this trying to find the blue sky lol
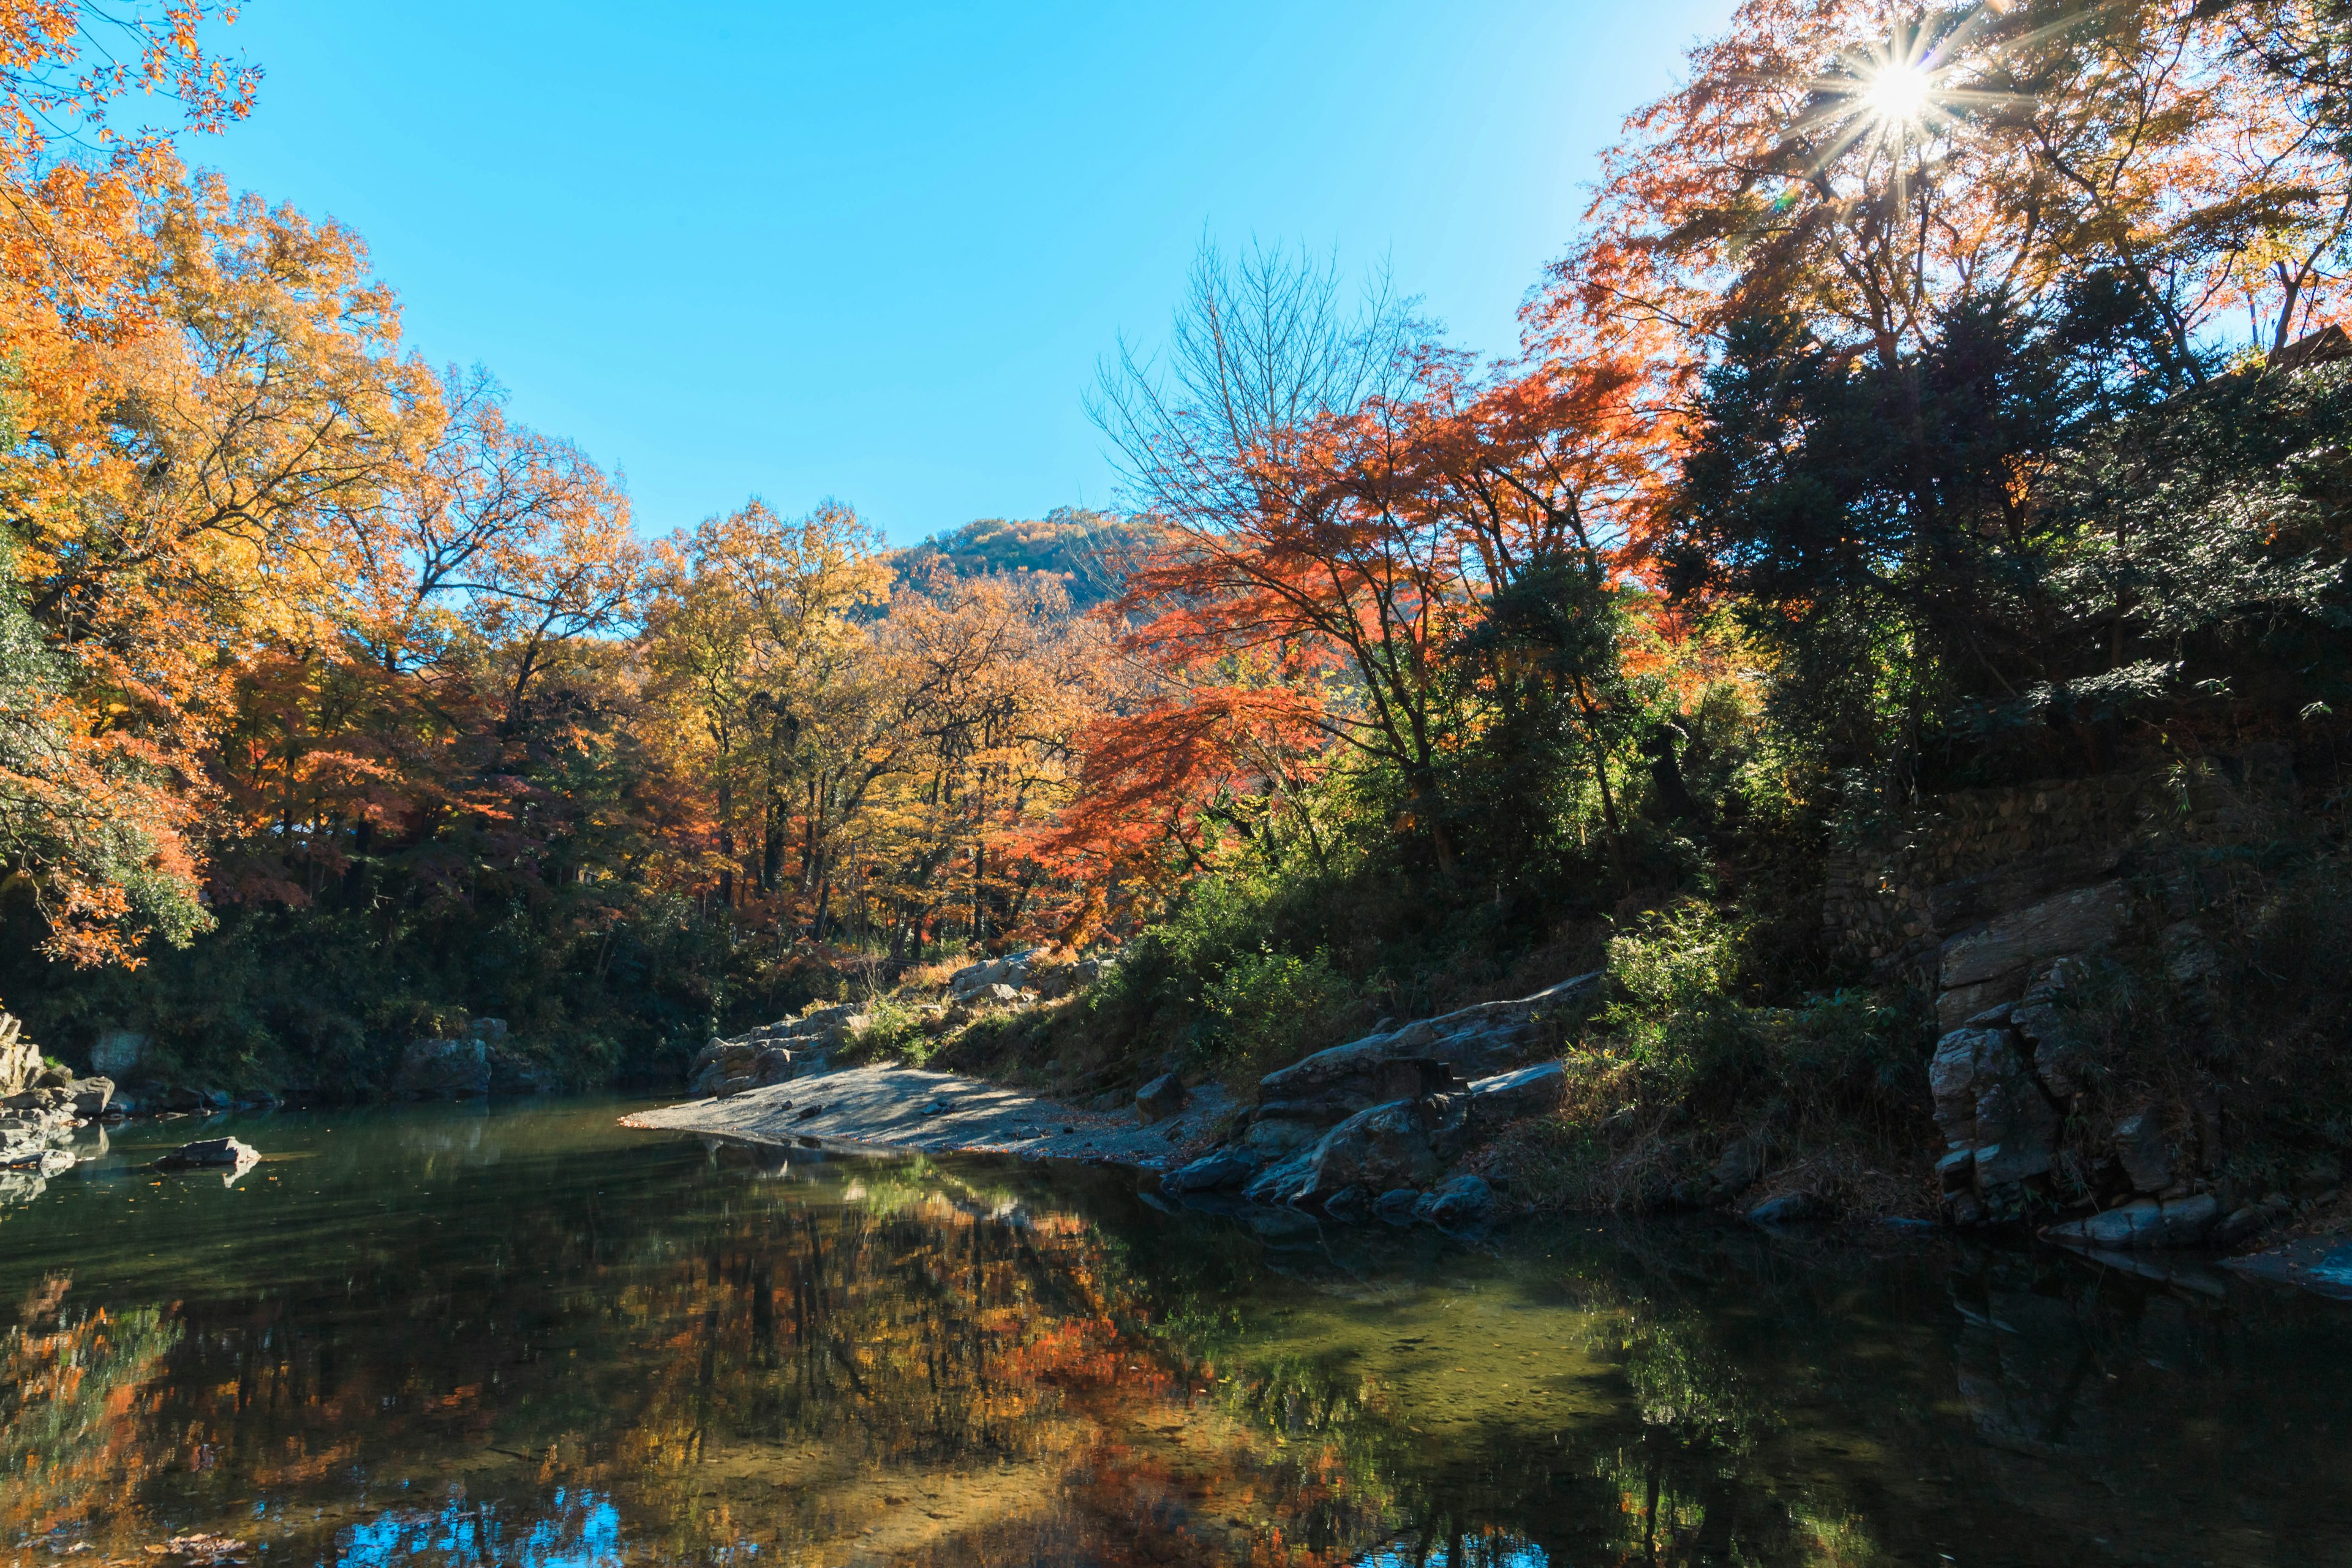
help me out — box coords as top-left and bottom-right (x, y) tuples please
(197, 1), (1735, 545)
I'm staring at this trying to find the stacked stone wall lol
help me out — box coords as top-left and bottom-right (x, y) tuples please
(1822, 745), (2301, 977)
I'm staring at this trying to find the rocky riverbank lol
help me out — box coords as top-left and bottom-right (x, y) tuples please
(624, 1062), (1234, 1167)
(1, 1012), (127, 1200)
(633, 967), (1607, 1234)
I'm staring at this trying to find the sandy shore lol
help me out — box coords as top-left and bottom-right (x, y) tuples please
(620, 1063), (1230, 1170)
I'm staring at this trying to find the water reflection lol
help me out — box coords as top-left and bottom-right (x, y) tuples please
(0, 1101), (2343, 1567)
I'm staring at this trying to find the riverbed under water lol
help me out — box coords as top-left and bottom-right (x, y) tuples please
(1, 1099), (2346, 1567)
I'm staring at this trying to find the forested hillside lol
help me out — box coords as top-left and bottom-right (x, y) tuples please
(892, 510), (1157, 611)
(7, 0), (2352, 1226)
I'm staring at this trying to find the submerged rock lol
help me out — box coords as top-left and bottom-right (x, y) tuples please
(2041, 1193), (2219, 1250)
(1413, 1173), (1494, 1230)
(1245, 1098), (1443, 1205)
(1747, 1191), (1827, 1226)
(1322, 1184), (1371, 1221)
(2221, 1236), (2352, 1300)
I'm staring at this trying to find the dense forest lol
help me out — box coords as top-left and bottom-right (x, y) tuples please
(7, 0), (2352, 1205)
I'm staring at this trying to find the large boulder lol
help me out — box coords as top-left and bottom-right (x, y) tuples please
(1032, 952), (1115, 1000)
(487, 1052), (555, 1096)
(69, 1076), (113, 1118)
(398, 1038), (491, 1100)
(1245, 1099), (1444, 1206)
(1254, 973), (1601, 1124)
(1413, 1173), (1495, 1230)
(688, 1040), (785, 1099)
(1432, 1061), (1567, 1156)
(1161, 1148), (1259, 1195)
(1930, 1021), (2060, 1221)
(156, 1136), (258, 1170)
(0, 1014), (43, 1098)
(688, 1004), (870, 1094)
(1937, 882), (2127, 1030)
(946, 948), (1046, 1000)
(2111, 1111), (2173, 1194)
(89, 1029), (150, 1079)
(1134, 1072), (1188, 1123)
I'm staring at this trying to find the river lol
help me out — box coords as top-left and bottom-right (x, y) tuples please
(0, 1098), (2346, 1567)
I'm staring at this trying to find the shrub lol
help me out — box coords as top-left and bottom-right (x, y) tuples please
(1196, 948), (1352, 1089)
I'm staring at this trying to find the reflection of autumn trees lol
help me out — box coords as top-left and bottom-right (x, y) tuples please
(0, 1278), (179, 1544)
(15, 1130), (2346, 1568)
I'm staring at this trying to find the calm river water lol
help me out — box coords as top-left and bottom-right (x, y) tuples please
(0, 1099), (2346, 1567)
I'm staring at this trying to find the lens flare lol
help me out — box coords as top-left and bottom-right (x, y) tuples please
(1863, 60), (1933, 125)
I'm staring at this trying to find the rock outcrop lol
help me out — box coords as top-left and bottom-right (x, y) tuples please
(1238, 973), (1599, 1155)
(1932, 1014), (2064, 1224)
(0, 1013), (43, 1097)
(1935, 882), (2128, 1030)
(1162, 979), (1591, 1229)
(946, 949), (1044, 1000)
(688, 1003), (870, 1098)
(398, 1020), (554, 1100)
(0, 1014), (99, 1184)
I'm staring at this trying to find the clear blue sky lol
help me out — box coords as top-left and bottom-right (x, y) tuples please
(197, 2), (1734, 545)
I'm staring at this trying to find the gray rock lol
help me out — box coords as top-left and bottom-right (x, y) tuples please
(1929, 1028), (2008, 1145)
(1973, 1072), (2060, 1184)
(1937, 882), (2127, 1029)
(398, 1038), (491, 1099)
(2112, 1111), (2173, 1193)
(89, 1029), (149, 1078)
(2041, 1193), (2220, 1250)
(0, 1014), (40, 1097)
(1160, 1148), (1258, 1195)
(1374, 1187), (1420, 1223)
(156, 1136), (258, 1170)
(1929, 1023), (2060, 1215)
(1457, 1060), (1568, 1124)
(1413, 1174), (1495, 1230)
(1712, 1137), (1763, 1196)
(1245, 1099), (1444, 1206)
(486, 1050), (556, 1096)
(946, 948), (1046, 1000)
(1432, 1061), (1570, 1157)
(2010, 1000), (2089, 1099)
(1322, 1185), (1370, 1221)
(2214, 1197), (2290, 1248)
(1, 1137), (72, 1175)
(1255, 973), (1601, 1114)
(1241, 1115), (1321, 1158)
(68, 1076), (113, 1117)
(1135, 1072), (1188, 1123)
(1747, 1191), (1827, 1226)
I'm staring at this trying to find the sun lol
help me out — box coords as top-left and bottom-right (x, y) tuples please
(1861, 59), (1934, 126)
